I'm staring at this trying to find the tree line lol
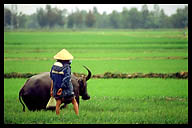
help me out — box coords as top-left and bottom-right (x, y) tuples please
(4, 4), (188, 29)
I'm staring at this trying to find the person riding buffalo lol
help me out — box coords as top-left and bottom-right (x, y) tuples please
(50, 49), (79, 115)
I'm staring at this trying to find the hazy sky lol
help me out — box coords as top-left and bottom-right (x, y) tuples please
(4, 4), (188, 16)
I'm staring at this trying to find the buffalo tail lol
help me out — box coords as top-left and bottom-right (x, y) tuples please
(19, 88), (25, 112)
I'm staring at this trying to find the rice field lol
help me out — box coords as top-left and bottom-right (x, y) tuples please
(4, 29), (188, 124)
(4, 78), (188, 124)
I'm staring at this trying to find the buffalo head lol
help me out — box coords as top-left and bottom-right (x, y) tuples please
(78, 66), (91, 100)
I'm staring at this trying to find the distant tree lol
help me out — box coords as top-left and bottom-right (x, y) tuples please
(55, 8), (65, 27)
(93, 6), (99, 15)
(60, 9), (68, 27)
(121, 7), (130, 28)
(36, 8), (48, 27)
(141, 4), (149, 28)
(96, 11), (110, 28)
(153, 4), (161, 28)
(144, 11), (154, 28)
(25, 14), (40, 28)
(36, 5), (65, 28)
(93, 6), (100, 28)
(17, 12), (27, 28)
(67, 12), (75, 28)
(153, 4), (160, 17)
(10, 4), (18, 28)
(109, 10), (121, 28)
(170, 6), (188, 28)
(159, 9), (169, 28)
(74, 9), (83, 28)
(5, 7), (27, 29)
(4, 8), (12, 26)
(12, 13), (18, 28)
(80, 10), (87, 28)
(127, 8), (142, 29)
(46, 5), (55, 27)
(5, 4), (188, 29)
(46, 5), (63, 28)
(85, 10), (96, 27)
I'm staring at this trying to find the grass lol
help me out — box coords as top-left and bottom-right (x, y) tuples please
(4, 59), (188, 74)
(4, 78), (188, 124)
(4, 29), (188, 74)
(4, 29), (188, 124)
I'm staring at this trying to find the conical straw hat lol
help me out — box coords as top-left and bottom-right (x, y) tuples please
(54, 49), (74, 60)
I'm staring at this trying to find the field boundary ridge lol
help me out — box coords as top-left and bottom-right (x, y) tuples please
(4, 72), (188, 79)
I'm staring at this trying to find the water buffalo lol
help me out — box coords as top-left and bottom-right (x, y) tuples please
(19, 66), (91, 111)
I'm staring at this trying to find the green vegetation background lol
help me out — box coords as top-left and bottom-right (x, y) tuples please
(4, 29), (188, 74)
(4, 29), (188, 124)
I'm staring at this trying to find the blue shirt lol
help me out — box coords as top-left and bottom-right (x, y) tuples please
(50, 61), (74, 99)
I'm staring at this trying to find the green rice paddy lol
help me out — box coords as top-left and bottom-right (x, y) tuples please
(4, 29), (188, 124)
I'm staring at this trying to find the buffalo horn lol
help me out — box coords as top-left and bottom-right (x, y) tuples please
(83, 65), (91, 81)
